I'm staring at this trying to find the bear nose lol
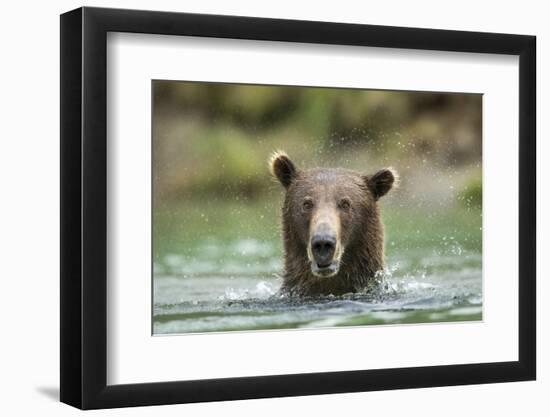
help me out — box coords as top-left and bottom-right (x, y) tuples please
(311, 234), (336, 267)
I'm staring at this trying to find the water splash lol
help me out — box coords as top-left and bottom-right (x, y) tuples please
(217, 280), (278, 301)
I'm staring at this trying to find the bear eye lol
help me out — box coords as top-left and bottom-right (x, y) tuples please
(302, 199), (314, 212)
(339, 198), (351, 211)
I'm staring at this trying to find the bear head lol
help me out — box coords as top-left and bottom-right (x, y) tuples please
(270, 150), (397, 296)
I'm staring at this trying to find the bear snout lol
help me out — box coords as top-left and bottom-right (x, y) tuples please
(311, 234), (336, 268)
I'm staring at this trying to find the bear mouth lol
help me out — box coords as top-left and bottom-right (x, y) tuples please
(311, 260), (340, 278)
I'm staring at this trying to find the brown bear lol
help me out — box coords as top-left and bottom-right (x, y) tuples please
(270, 151), (397, 297)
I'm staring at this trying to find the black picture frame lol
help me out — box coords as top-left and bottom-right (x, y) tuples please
(60, 6), (536, 410)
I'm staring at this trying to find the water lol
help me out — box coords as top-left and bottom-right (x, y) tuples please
(153, 205), (482, 334)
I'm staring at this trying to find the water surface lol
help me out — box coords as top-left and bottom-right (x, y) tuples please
(153, 203), (482, 334)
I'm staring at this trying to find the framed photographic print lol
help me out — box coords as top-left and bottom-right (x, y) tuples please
(60, 6), (536, 409)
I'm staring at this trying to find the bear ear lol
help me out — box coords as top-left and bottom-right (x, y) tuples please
(365, 168), (397, 200)
(269, 150), (297, 189)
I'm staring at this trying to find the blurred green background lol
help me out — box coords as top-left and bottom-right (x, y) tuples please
(153, 81), (482, 261)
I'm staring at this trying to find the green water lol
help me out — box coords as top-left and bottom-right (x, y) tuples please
(153, 198), (482, 334)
